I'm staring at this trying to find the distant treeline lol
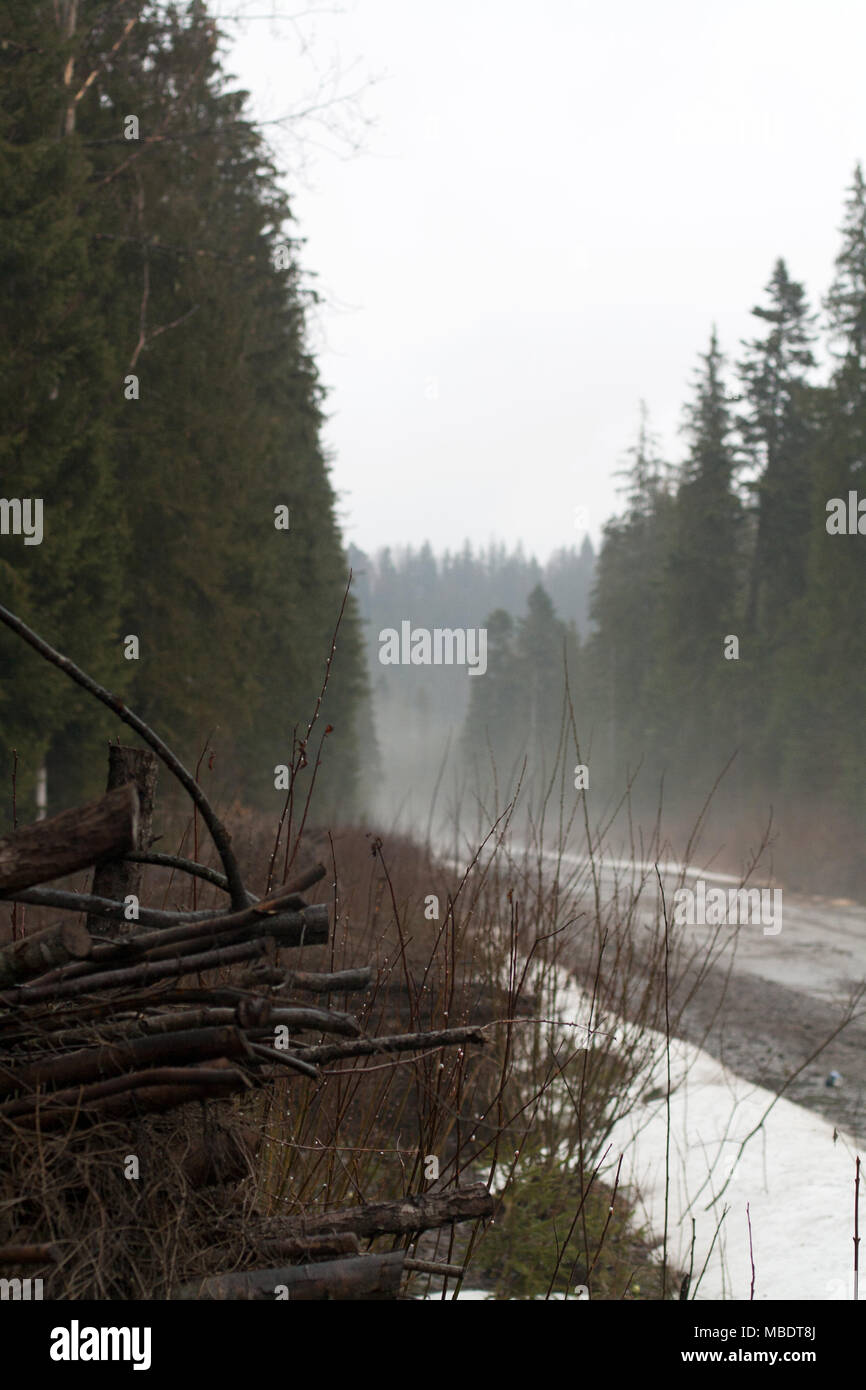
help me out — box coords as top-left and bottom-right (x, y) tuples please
(347, 540), (594, 821)
(350, 538), (594, 687)
(0, 2), (368, 818)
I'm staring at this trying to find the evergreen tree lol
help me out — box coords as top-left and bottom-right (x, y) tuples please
(461, 608), (520, 784)
(0, 1), (125, 815)
(781, 165), (866, 818)
(585, 403), (672, 783)
(654, 329), (743, 790)
(737, 259), (818, 638)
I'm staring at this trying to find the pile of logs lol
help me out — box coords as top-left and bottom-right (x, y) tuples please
(0, 745), (493, 1297)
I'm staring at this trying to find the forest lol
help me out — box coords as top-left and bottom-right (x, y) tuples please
(0, 0), (368, 821)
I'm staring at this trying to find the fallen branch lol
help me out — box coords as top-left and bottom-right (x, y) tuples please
(122, 851), (257, 902)
(14, 1003), (359, 1048)
(278, 1183), (494, 1240)
(247, 1043), (319, 1079)
(91, 904), (328, 967)
(295, 1025), (485, 1068)
(8, 887), (217, 926)
(105, 854), (324, 907)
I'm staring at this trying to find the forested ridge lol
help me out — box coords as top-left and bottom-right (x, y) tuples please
(0, 0), (367, 818)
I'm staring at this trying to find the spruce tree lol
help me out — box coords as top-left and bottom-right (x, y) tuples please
(737, 258), (818, 638)
(783, 165), (866, 818)
(654, 329), (742, 793)
(0, 2), (125, 815)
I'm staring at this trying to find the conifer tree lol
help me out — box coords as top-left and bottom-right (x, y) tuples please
(461, 608), (520, 785)
(782, 165), (866, 816)
(0, 2), (125, 814)
(654, 329), (742, 789)
(737, 258), (818, 639)
(585, 403), (672, 784)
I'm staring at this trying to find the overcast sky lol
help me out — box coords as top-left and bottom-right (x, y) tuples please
(214, 0), (866, 560)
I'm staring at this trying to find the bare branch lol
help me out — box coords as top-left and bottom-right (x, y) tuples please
(0, 603), (248, 910)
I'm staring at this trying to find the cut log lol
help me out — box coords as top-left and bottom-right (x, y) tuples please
(26, 905), (329, 993)
(404, 1258), (465, 1278)
(0, 920), (92, 988)
(2, 1061), (250, 1127)
(254, 1234), (361, 1262)
(0, 784), (139, 894)
(136, 903), (329, 961)
(87, 746), (158, 936)
(174, 1251), (404, 1301)
(0, 1025), (252, 1098)
(279, 1183), (494, 1240)
(0, 937), (270, 1007)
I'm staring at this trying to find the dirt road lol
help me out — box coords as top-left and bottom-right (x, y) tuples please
(614, 860), (866, 1142)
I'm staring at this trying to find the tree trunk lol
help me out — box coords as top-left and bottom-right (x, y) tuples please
(87, 746), (158, 936)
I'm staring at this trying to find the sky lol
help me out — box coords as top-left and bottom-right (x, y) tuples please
(213, 0), (866, 560)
